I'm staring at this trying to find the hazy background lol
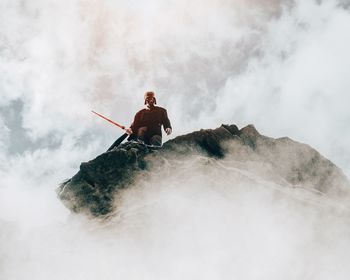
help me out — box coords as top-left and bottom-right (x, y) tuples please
(1, 0), (350, 279)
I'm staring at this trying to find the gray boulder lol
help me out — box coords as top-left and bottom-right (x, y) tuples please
(57, 124), (350, 216)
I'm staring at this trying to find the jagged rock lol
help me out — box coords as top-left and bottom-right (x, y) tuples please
(57, 124), (350, 217)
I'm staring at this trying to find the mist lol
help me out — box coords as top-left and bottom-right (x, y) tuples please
(2, 150), (350, 279)
(1, 0), (350, 279)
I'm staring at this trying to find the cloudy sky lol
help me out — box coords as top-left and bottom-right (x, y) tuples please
(1, 0), (350, 279)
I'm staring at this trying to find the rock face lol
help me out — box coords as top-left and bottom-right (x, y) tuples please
(57, 124), (350, 217)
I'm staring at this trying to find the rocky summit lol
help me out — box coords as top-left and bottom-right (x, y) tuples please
(57, 124), (350, 217)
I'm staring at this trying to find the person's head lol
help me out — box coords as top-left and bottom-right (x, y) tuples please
(144, 91), (157, 107)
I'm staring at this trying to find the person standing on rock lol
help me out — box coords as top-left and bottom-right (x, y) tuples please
(125, 91), (172, 146)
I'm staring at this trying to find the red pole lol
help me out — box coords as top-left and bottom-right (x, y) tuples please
(91, 110), (126, 130)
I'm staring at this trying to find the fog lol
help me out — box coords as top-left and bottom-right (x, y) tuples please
(2, 151), (350, 279)
(1, 0), (350, 279)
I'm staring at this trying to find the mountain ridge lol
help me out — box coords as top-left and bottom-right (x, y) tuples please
(57, 124), (350, 217)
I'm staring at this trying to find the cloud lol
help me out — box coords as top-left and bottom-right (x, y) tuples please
(3, 0), (349, 174)
(1, 0), (290, 140)
(0, 117), (10, 164)
(2, 150), (350, 280)
(211, 0), (350, 174)
(1, 0), (350, 278)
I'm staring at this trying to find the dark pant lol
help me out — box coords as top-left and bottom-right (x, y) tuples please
(107, 133), (128, 151)
(137, 127), (162, 146)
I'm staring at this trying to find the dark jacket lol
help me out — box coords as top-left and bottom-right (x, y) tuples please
(130, 106), (171, 137)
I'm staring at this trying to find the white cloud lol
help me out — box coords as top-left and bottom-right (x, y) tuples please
(0, 118), (10, 164)
(1, 0), (350, 278)
(214, 0), (350, 174)
(2, 152), (350, 280)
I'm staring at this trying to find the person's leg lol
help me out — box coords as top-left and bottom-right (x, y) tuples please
(106, 133), (128, 151)
(149, 135), (162, 146)
(137, 127), (148, 142)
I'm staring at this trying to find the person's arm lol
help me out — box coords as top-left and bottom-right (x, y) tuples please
(128, 111), (142, 135)
(162, 109), (172, 135)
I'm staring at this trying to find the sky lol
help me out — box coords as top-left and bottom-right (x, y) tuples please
(1, 0), (350, 279)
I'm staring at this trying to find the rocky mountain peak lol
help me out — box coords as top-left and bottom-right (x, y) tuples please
(57, 124), (350, 217)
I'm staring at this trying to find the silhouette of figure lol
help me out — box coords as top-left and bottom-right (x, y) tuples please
(126, 91), (172, 146)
